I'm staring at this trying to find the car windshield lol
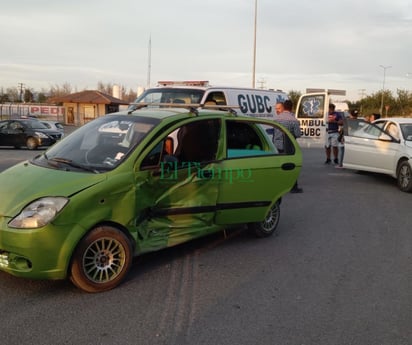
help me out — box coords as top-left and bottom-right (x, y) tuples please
(128, 88), (205, 110)
(400, 124), (412, 141)
(32, 115), (159, 172)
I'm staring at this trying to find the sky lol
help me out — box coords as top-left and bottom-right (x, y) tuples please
(0, 0), (411, 101)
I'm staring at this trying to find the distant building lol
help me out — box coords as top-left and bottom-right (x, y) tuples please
(49, 90), (129, 126)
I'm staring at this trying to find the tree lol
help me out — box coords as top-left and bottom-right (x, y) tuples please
(124, 88), (137, 103)
(37, 93), (48, 103)
(23, 89), (34, 103)
(6, 87), (19, 102)
(287, 90), (302, 111)
(352, 89), (412, 117)
(96, 82), (137, 102)
(0, 88), (10, 103)
(97, 81), (113, 95)
(395, 89), (412, 116)
(49, 82), (73, 98)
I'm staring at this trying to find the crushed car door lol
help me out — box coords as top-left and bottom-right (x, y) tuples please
(135, 118), (222, 251)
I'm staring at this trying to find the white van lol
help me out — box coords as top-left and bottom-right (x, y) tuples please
(129, 81), (288, 119)
(294, 89), (347, 147)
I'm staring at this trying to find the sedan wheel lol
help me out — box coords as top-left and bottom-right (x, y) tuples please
(70, 226), (133, 293)
(397, 161), (412, 192)
(26, 137), (38, 150)
(248, 201), (280, 238)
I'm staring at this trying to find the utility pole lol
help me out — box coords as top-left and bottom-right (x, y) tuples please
(18, 83), (25, 102)
(257, 78), (266, 89)
(358, 88), (366, 114)
(379, 65), (392, 116)
(147, 35), (151, 89)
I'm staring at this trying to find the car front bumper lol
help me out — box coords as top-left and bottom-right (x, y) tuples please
(0, 218), (85, 280)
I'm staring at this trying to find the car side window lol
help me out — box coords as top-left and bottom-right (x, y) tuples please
(0, 122), (8, 131)
(141, 119), (221, 169)
(204, 92), (227, 105)
(10, 122), (22, 130)
(401, 124), (412, 141)
(357, 123), (382, 139)
(226, 120), (279, 158)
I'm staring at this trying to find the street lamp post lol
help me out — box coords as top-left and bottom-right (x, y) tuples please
(379, 65), (392, 116)
(252, 0), (257, 88)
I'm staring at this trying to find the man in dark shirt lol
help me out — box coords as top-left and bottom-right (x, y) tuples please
(324, 103), (344, 164)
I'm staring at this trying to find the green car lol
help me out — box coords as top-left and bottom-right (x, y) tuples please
(0, 107), (302, 292)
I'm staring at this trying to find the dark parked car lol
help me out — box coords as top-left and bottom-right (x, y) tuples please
(0, 119), (63, 150)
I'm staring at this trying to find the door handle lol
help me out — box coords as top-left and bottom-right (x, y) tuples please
(200, 169), (213, 179)
(281, 163), (296, 171)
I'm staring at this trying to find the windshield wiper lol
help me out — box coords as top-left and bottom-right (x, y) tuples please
(49, 157), (100, 173)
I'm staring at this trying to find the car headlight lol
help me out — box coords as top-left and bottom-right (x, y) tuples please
(35, 131), (49, 138)
(9, 197), (69, 229)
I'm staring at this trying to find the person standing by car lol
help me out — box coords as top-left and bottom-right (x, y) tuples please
(324, 103), (344, 164)
(346, 109), (360, 134)
(336, 126), (345, 168)
(273, 101), (301, 149)
(339, 109), (359, 161)
(273, 100), (303, 193)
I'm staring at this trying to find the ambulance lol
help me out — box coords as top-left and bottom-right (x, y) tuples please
(294, 89), (347, 147)
(129, 81), (288, 118)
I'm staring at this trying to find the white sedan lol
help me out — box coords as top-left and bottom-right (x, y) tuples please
(343, 117), (412, 192)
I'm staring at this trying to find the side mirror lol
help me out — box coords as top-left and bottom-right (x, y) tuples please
(379, 133), (392, 142)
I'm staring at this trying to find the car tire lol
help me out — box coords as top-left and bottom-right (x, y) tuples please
(70, 226), (133, 293)
(26, 137), (38, 150)
(397, 161), (412, 192)
(248, 201), (280, 238)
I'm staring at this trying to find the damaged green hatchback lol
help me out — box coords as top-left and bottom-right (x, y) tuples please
(0, 106), (302, 292)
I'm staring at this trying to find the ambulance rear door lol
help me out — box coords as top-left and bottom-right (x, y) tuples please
(295, 89), (346, 148)
(295, 92), (328, 148)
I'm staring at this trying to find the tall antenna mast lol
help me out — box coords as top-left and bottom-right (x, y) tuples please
(147, 34), (151, 88)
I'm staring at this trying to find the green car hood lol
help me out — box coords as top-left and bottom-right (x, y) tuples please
(0, 161), (106, 217)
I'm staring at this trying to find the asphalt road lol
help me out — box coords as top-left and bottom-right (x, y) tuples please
(0, 144), (411, 345)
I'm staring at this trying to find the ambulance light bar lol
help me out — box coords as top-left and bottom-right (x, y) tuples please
(157, 80), (210, 87)
(306, 88), (346, 96)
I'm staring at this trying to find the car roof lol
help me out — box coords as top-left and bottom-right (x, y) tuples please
(374, 117), (412, 124)
(114, 106), (241, 121)
(0, 118), (39, 124)
(4, 118), (37, 121)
